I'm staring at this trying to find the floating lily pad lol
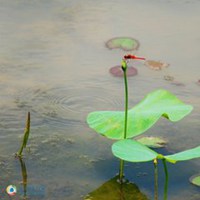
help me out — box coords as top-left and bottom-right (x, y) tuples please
(109, 66), (138, 77)
(136, 136), (167, 148)
(105, 37), (140, 51)
(145, 60), (169, 70)
(190, 174), (200, 187)
(84, 176), (149, 200)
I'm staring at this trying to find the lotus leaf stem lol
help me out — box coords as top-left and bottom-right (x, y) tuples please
(162, 159), (168, 200)
(119, 60), (129, 182)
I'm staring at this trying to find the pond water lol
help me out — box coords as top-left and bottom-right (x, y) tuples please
(0, 0), (200, 199)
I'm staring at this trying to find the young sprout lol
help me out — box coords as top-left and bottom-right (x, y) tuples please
(17, 112), (30, 157)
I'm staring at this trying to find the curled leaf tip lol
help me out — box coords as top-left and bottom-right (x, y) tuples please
(124, 54), (145, 60)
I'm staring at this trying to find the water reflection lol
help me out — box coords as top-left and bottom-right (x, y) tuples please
(85, 176), (149, 200)
(17, 156), (46, 199)
(18, 157), (28, 199)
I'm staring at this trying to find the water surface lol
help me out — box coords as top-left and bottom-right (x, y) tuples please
(0, 0), (200, 199)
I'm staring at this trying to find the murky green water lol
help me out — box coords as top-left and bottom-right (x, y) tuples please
(0, 0), (200, 199)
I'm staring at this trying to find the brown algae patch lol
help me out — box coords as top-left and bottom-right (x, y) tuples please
(145, 60), (169, 70)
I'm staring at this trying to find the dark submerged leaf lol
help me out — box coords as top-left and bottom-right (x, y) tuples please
(109, 66), (138, 77)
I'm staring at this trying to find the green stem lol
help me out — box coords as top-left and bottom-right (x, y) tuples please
(154, 159), (158, 200)
(119, 61), (129, 182)
(123, 67), (128, 139)
(162, 159), (168, 200)
(18, 142), (24, 157)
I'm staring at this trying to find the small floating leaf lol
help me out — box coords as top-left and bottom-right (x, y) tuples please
(109, 66), (138, 77)
(145, 60), (169, 70)
(112, 139), (158, 162)
(84, 176), (149, 200)
(136, 136), (167, 148)
(105, 37), (139, 51)
(190, 174), (200, 187)
(87, 89), (193, 139)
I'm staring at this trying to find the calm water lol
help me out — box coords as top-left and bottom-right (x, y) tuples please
(0, 0), (200, 199)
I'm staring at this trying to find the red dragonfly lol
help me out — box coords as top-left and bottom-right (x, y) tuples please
(124, 54), (145, 60)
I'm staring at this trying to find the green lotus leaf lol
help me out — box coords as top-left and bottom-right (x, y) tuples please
(87, 89), (193, 139)
(112, 139), (200, 164)
(136, 136), (167, 148)
(190, 174), (200, 187)
(165, 145), (200, 163)
(112, 139), (158, 162)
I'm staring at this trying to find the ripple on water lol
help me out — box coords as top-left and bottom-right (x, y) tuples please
(15, 85), (124, 127)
